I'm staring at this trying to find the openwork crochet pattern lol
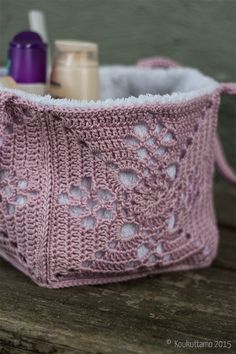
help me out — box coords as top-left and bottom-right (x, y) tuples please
(0, 58), (235, 288)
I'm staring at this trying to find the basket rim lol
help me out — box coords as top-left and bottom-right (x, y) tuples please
(0, 65), (219, 110)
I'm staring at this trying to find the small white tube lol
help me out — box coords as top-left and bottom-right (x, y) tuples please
(29, 10), (51, 80)
(29, 10), (48, 43)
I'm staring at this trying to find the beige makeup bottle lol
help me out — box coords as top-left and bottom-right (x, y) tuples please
(49, 40), (100, 100)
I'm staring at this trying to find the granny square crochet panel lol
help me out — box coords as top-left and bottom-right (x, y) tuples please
(0, 57), (235, 288)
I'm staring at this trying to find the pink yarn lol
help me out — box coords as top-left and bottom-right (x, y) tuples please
(137, 56), (181, 68)
(0, 59), (235, 288)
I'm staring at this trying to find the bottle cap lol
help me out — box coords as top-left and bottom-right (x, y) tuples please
(9, 31), (47, 83)
(55, 40), (98, 53)
(53, 40), (98, 66)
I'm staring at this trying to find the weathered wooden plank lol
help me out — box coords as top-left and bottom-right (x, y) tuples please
(0, 265), (235, 353)
(0, 226), (235, 354)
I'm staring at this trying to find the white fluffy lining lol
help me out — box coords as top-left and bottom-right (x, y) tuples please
(0, 65), (219, 109)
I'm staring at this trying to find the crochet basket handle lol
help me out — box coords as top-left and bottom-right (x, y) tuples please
(137, 57), (236, 186)
(137, 56), (181, 69)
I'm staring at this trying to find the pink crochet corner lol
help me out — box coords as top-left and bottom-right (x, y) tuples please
(0, 88), (223, 288)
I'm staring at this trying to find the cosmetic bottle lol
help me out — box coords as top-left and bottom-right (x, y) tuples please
(49, 40), (100, 100)
(9, 31), (47, 95)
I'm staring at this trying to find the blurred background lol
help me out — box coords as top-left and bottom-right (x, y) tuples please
(0, 0), (235, 223)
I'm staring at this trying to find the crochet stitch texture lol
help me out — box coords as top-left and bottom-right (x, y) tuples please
(0, 58), (234, 288)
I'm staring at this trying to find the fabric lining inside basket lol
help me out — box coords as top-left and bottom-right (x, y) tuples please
(0, 65), (219, 109)
(100, 66), (218, 99)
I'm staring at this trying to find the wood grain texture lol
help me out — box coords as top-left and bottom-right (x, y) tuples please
(0, 226), (235, 354)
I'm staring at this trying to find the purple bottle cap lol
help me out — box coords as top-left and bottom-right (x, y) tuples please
(9, 31), (47, 84)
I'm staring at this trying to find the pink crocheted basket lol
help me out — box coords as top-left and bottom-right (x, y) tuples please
(0, 57), (235, 288)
